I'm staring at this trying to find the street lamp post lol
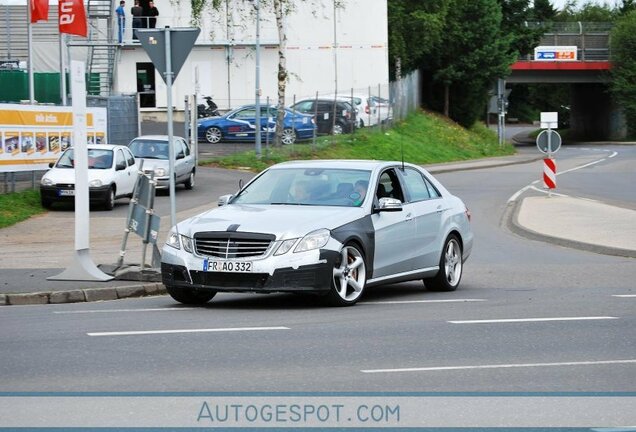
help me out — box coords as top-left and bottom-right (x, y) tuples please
(254, 0), (262, 158)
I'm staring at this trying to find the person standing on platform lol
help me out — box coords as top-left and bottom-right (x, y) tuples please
(115, 0), (126, 44)
(147, 1), (159, 28)
(131, 0), (143, 40)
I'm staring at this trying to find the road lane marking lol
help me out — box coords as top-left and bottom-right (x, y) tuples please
(361, 359), (636, 374)
(55, 308), (196, 314)
(613, 295), (636, 298)
(507, 152), (615, 203)
(87, 326), (290, 337)
(448, 316), (618, 324)
(364, 299), (485, 305)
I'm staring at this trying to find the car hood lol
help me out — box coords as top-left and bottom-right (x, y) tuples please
(137, 158), (169, 171)
(177, 204), (366, 240)
(42, 167), (112, 184)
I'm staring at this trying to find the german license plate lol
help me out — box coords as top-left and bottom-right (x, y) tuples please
(203, 259), (252, 273)
(58, 189), (74, 196)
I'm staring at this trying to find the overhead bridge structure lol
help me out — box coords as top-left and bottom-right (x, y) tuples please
(507, 22), (623, 140)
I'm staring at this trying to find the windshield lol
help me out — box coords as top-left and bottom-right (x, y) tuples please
(128, 140), (169, 160)
(56, 148), (114, 169)
(232, 168), (372, 207)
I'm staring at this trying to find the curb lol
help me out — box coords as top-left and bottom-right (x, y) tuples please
(504, 198), (636, 259)
(0, 283), (167, 306)
(426, 155), (543, 174)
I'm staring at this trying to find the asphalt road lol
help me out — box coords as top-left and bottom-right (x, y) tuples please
(0, 144), (634, 393)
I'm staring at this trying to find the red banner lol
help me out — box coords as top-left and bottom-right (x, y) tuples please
(30, 0), (49, 23)
(58, 0), (87, 37)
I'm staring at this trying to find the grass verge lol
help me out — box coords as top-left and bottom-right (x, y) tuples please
(202, 109), (515, 172)
(0, 189), (46, 229)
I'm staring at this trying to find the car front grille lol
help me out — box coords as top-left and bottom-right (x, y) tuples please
(193, 232), (275, 259)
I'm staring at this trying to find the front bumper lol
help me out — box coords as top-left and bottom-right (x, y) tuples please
(161, 244), (340, 294)
(40, 185), (112, 203)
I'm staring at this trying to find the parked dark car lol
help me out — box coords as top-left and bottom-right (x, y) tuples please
(290, 99), (356, 135)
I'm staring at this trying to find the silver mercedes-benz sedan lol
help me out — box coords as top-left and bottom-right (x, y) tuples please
(161, 160), (473, 306)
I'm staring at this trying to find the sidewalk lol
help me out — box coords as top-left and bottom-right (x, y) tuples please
(1, 147), (635, 306)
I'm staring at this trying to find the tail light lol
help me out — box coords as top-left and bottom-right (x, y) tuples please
(365, 105), (370, 114)
(344, 111), (351, 119)
(465, 207), (471, 222)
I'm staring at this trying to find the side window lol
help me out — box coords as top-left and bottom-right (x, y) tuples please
(116, 149), (126, 167)
(424, 177), (441, 198)
(124, 148), (136, 166)
(316, 102), (332, 112)
(376, 169), (405, 202)
(294, 101), (313, 112)
(181, 140), (190, 156)
(176, 141), (185, 158)
(401, 168), (431, 202)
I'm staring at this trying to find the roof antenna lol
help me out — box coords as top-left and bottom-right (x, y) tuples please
(400, 131), (405, 171)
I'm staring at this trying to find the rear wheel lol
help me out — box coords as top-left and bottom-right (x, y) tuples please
(205, 127), (222, 144)
(281, 128), (296, 145)
(184, 171), (195, 190)
(166, 285), (216, 305)
(424, 235), (462, 292)
(327, 243), (366, 306)
(332, 123), (344, 135)
(103, 186), (115, 211)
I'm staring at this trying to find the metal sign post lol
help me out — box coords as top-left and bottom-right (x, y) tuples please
(537, 112), (561, 195)
(137, 27), (200, 229)
(49, 61), (113, 281)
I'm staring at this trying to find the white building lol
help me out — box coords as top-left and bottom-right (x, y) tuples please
(0, 0), (389, 114)
(117, 0), (389, 113)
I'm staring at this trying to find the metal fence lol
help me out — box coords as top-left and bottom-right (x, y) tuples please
(523, 21), (612, 61)
(87, 94), (140, 145)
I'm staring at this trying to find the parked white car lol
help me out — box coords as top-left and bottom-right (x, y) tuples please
(323, 94), (390, 127)
(40, 144), (138, 210)
(128, 135), (196, 190)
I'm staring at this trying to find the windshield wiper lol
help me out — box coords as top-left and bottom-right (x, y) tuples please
(270, 202), (313, 206)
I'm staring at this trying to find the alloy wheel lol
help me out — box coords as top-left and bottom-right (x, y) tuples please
(332, 245), (366, 302)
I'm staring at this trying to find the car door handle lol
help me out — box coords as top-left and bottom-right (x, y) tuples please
(436, 205), (443, 213)
(405, 212), (413, 221)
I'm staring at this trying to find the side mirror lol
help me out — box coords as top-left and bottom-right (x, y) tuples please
(374, 197), (403, 213)
(217, 194), (233, 207)
(48, 162), (54, 168)
(176, 152), (185, 160)
(116, 162), (127, 171)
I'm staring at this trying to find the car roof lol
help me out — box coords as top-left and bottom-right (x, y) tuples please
(84, 144), (126, 150)
(270, 159), (416, 171)
(129, 135), (186, 142)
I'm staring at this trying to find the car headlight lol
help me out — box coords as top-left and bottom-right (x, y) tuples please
(89, 179), (103, 188)
(154, 167), (166, 177)
(41, 178), (53, 186)
(294, 228), (330, 253)
(275, 238), (298, 256)
(181, 235), (193, 253)
(166, 229), (180, 250)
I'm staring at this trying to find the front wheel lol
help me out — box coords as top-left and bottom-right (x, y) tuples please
(184, 171), (195, 190)
(41, 196), (52, 209)
(281, 128), (296, 145)
(424, 235), (463, 292)
(103, 186), (115, 211)
(327, 243), (366, 306)
(205, 127), (222, 144)
(166, 285), (216, 305)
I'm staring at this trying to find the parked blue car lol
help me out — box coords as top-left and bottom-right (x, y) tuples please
(197, 105), (316, 145)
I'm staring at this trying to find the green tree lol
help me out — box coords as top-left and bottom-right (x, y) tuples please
(610, 10), (636, 136)
(428, 0), (514, 126)
(498, 0), (542, 56)
(532, 0), (557, 20)
(387, 0), (447, 79)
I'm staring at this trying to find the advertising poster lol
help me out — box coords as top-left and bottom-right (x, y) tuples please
(0, 104), (108, 172)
